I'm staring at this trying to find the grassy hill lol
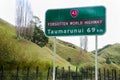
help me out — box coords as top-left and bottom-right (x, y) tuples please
(98, 43), (120, 65)
(0, 18), (73, 70)
(91, 43), (120, 69)
(0, 18), (120, 71)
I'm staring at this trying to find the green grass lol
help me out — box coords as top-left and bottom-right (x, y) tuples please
(0, 19), (16, 38)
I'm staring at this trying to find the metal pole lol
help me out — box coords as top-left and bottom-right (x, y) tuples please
(80, 37), (81, 54)
(53, 37), (56, 80)
(95, 35), (98, 80)
(80, 36), (82, 54)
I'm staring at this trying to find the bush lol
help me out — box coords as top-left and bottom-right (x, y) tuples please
(67, 58), (71, 62)
(106, 57), (111, 64)
(32, 26), (48, 47)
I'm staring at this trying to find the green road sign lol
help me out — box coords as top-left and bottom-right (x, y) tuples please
(45, 6), (106, 36)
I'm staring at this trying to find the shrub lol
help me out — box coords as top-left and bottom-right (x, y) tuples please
(106, 57), (111, 64)
(32, 26), (48, 47)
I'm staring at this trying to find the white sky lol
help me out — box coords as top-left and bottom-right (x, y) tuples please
(0, 0), (120, 51)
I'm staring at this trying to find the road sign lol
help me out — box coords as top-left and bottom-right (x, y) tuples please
(45, 6), (106, 36)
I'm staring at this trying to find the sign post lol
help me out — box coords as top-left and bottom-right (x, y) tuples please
(53, 37), (56, 80)
(95, 35), (98, 80)
(45, 6), (106, 80)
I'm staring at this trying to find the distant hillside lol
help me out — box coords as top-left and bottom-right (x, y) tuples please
(90, 43), (120, 69)
(98, 43), (120, 65)
(91, 44), (112, 55)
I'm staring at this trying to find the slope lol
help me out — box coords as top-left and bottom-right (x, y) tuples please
(46, 38), (105, 68)
(0, 18), (73, 69)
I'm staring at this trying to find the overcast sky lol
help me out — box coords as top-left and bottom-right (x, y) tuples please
(0, 0), (120, 51)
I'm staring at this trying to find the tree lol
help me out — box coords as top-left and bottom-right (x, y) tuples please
(80, 36), (88, 53)
(31, 16), (48, 47)
(15, 0), (34, 39)
(32, 16), (41, 28)
(32, 26), (48, 47)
